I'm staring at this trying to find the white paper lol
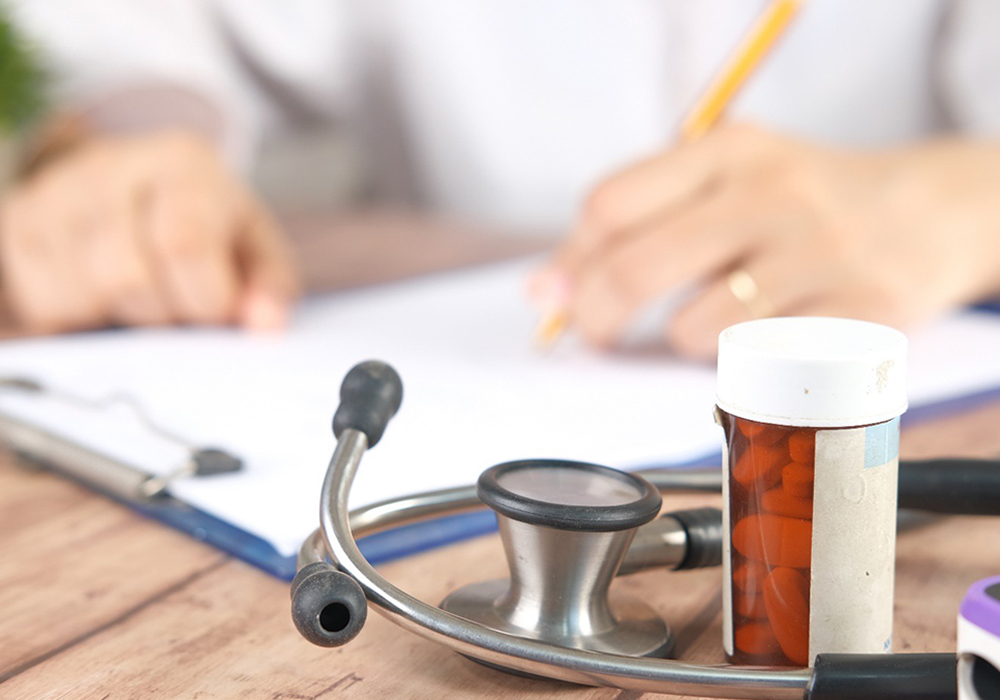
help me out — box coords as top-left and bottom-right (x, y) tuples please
(0, 258), (999, 557)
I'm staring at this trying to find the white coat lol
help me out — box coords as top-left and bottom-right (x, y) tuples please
(10, 1), (1000, 230)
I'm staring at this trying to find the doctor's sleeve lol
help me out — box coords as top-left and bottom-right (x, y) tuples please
(5, 0), (356, 174)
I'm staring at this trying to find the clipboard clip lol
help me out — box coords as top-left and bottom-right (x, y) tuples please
(0, 377), (242, 502)
(138, 448), (242, 498)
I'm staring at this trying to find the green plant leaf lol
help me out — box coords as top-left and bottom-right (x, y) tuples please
(0, 6), (47, 134)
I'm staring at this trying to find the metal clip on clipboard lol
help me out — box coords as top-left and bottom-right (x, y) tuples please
(0, 377), (242, 503)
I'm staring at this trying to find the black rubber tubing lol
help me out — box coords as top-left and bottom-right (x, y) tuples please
(671, 507), (724, 570)
(806, 653), (957, 700)
(898, 458), (1000, 515)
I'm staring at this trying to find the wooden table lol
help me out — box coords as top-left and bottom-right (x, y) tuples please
(1, 214), (997, 699)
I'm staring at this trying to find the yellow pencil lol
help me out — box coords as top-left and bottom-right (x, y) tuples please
(534, 0), (802, 349)
(680, 0), (802, 142)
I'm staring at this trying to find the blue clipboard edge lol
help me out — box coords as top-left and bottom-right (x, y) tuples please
(103, 379), (1000, 582)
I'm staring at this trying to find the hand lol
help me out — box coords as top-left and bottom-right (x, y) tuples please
(0, 130), (299, 333)
(535, 124), (1000, 358)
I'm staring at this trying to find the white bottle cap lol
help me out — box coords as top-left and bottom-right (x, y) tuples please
(716, 317), (907, 427)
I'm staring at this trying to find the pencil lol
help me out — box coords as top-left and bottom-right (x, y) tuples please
(679, 0), (802, 142)
(534, 0), (803, 349)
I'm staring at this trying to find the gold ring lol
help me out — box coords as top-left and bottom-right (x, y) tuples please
(726, 269), (776, 319)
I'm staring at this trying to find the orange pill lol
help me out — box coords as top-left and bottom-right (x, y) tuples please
(734, 592), (768, 619)
(732, 514), (812, 568)
(761, 487), (814, 520)
(763, 567), (811, 666)
(734, 621), (781, 657)
(788, 430), (816, 464)
(732, 443), (786, 491)
(782, 461), (815, 499)
(738, 418), (787, 446)
(733, 561), (768, 593)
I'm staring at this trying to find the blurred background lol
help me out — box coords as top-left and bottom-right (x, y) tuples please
(1, 1), (999, 355)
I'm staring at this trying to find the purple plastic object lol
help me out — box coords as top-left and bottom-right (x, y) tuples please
(960, 575), (1000, 639)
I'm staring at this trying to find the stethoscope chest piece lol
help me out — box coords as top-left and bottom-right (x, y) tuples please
(440, 459), (674, 665)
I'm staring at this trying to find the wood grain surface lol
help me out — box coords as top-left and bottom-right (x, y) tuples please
(0, 217), (997, 699)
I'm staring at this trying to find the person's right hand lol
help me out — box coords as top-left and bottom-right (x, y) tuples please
(0, 130), (299, 333)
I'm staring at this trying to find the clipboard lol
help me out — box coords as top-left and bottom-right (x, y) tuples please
(5, 378), (1000, 582)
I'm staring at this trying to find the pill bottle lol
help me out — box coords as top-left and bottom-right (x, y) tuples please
(715, 317), (907, 667)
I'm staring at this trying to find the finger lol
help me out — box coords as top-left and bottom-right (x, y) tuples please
(558, 124), (767, 276)
(144, 183), (241, 325)
(80, 185), (172, 326)
(569, 190), (762, 347)
(0, 197), (63, 329)
(668, 243), (842, 359)
(787, 284), (917, 330)
(234, 198), (300, 331)
(0, 190), (105, 332)
(526, 264), (572, 308)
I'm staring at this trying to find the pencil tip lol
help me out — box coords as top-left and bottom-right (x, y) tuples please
(533, 310), (568, 350)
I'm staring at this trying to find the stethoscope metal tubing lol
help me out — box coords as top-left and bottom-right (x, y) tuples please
(638, 466), (724, 492)
(310, 430), (810, 699)
(296, 484), (483, 567)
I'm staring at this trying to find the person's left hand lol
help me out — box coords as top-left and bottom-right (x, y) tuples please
(532, 123), (1000, 358)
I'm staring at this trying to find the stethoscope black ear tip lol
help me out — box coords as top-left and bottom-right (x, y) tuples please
(332, 360), (404, 448)
(291, 562), (368, 647)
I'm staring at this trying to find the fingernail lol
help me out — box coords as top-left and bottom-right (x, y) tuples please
(241, 290), (290, 332)
(527, 267), (572, 308)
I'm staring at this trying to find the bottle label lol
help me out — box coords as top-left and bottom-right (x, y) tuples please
(808, 417), (899, 659)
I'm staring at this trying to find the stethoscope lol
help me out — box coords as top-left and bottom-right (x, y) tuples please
(292, 361), (1000, 700)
